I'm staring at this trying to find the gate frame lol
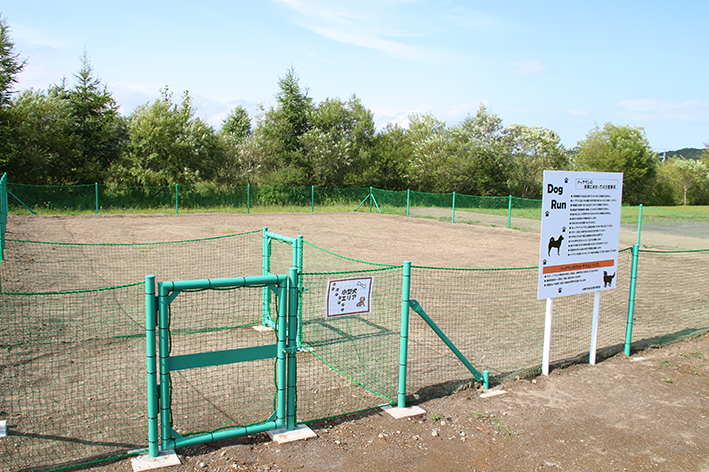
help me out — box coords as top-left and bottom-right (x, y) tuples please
(144, 268), (299, 457)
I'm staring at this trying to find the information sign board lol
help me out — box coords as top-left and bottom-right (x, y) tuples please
(537, 171), (623, 300)
(325, 276), (374, 319)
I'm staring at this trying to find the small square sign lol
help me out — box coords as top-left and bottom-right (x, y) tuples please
(325, 277), (373, 319)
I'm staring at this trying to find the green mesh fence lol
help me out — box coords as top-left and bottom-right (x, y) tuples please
(631, 249), (709, 347)
(0, 284), (146, 472)
(1, 220), (708, 471)
(165, 285), (281, 437)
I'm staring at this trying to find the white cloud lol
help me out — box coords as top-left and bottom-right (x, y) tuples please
(510, 60), (546, 76)
(568, 109), (590, 117)
(274, 0), (454, 63)
(616, 98), (709, 121)
(10, 23), (66, 50)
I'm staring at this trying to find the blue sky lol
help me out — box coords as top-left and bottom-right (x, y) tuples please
(3, 1), (708, 151)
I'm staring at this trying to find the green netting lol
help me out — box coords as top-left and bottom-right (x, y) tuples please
(2, 217), (708, 471)
(298, 264), (403, 421)
(631, 249), (709, 347)
(406, 250), (631, 397)
(0, 284), (146, 472)
(165, 286), (280, 436)
(1, 231), (262, 292)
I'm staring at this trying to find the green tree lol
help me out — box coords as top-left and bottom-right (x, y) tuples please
(667, 157), (709, 205)
(0, 14), (25, 107)
(3, 89), (74, 184)
(0, 14), (27, 174)
(50, 52), (127, 183)
(113, 87), (222, 186)
(302, 94), (375, 187)
(406, 112), (450, 192)
(362, 123), (410, 190)
(220, 105), (251, 141)
(256, 67), (314, 186)
(216, 106), (253, 185)
(505, 124), (569, 198)
(575, 123), (659, 205)
(444, 106), (512, 196)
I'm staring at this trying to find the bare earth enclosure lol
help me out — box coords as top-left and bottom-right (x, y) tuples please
(6, 211), (709, 472)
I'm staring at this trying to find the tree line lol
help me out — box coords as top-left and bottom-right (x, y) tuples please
(1, 15), (707, 206)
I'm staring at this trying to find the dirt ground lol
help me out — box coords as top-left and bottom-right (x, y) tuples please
(5, 211), (709, 472)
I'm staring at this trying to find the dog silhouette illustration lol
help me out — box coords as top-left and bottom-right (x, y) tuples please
(603, 271), (616, 287)
(547, 235), (564, 256)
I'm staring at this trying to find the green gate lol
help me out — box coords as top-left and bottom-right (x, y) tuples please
(144, 268), (300, 457)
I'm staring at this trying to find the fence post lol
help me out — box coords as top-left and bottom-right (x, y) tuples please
(369, 187), (373, 212)
(624, 244), (640, 356)
(286, 266), (299, 430)
(95, 183), (99, 214)
(637, 204), (643, 246)
(406, 189), (410, 217)
(145, 275), (159, 458)
(175, 184), (179, 214)
(507, 195), (512, 228)
(311, 185), (315, 213)
(247, 184), (251, 214)
(451, 192), (456, 223)
(397, 261), (412, 408)
(262, 227), (271, 326)
(157, 282), (172, 451)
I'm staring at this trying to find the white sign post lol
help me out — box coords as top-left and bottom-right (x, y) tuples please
(538, 171), (623, 374)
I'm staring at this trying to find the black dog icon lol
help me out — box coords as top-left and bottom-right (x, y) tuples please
(603, 271), (615, 287)
(548, 235), (564, 256)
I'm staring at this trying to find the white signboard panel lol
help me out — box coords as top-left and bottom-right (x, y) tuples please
(325, 277), (374, 319)
(537, 171), (623, 300)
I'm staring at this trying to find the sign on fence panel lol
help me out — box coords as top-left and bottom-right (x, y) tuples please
(325, 277), (374, 319)
(537, 171), (623, 300)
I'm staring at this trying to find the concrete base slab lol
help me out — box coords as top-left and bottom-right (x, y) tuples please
(131, 449), (181, 471)
(268, 425), (317, 444)
(631, 357), (646, 362)
(382, 405), (426, 419)
(252, 325), (273, 332)
(480, 389), (507, 398)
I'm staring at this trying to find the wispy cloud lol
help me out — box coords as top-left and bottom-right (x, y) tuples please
(10, 23), (66, 50)
(273, 0), (453, 63)
(510, 60), (546, 76)
(616, 98), (709, 121)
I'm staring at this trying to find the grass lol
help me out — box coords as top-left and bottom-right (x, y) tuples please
(9, 200), (709, 226)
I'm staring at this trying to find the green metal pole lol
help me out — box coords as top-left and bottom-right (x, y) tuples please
(409, 299), (485, 384)
(247, 184), (251, 214)
(175, 184), (179, 214)
(95, 182), (99, 214)
(286, 266), (298, 430)
(406, 189), (410, 217)
(262, 227), (272, 326)
(624, 244), (640, 356)
(451, 192), (456, 223)
(397, 261), (412, 408)
(507, 195), (512, 229)
(145, 275), (159, 457)
(311, 185), (315, 213)
(276, 283), (288, 429)
(369, 187), (373, 212)
(296, 236), (304, 347)
(157, 282), (172, 451)
(637, 204), (643, 247)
